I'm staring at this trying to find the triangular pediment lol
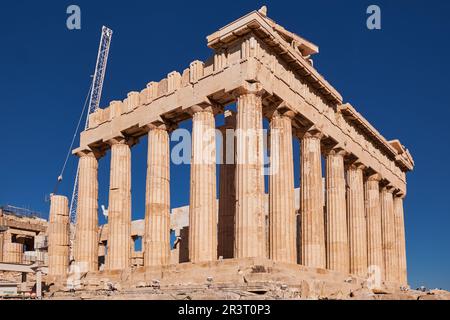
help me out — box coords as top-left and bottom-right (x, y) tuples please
(207, 7), (342, 105)
(207, 8), (318, 55)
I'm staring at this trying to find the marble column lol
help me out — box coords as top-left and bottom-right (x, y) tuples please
(269, 111), (296, 264)
(106, 137), (132, 271)
(325, 148), (349, 273)
(144, 125), (171, 267)
(218, 111), (236, 259)
(234, 86), (266, 259)
(74, 150), (99, 272)
(365, 174), (384, 282)
(300, 128), (326, 268)
(394, 195), (408, 286)
(347, 163), (368, 277)
(48, 195), (70, 276)
(189, 107), (217, 263)
(381, 186), (398, 283)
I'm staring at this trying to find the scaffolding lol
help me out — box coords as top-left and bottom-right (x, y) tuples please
(0, 205), (43, 219)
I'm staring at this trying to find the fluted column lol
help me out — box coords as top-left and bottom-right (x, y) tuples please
(300, 128), (325, 268)
(218, 111), (236, 259)
(144, 125), (171, 267)
(48, 195), (70, 276)
(189, 107), (217, 263)
(74, 150), (99, 272)
(325, 148), (349, 273)
(234, 86), (266, 259)
(106, 137), (132, 271)
(269, 110), (296, 264)
(347, 163), (368, 277)
(381, 186), (398, 283)
(394, 195), (408, 286)
(365, 174), (384, 282)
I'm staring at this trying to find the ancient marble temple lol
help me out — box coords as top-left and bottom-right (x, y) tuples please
(48, 7), (414, 289)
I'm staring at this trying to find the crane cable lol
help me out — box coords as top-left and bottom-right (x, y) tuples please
(53, 81), (93, 195)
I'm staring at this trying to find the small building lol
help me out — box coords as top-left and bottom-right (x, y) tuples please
(0, 205), (48, 265)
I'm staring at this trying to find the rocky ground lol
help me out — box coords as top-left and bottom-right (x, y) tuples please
(38, 258), (450, 301)
(46, 280), (450, 300)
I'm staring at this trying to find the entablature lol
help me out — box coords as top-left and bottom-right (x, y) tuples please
(73, 8), (413, 194)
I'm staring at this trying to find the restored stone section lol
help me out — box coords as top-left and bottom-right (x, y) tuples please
(106, 137), (132, 271)
(325, 148), (349, 273)
(365, 174), (384, 282)
(394, 195), (408, 286)
(347, 163), (368, 277)
(189, 107), (217, 263)
(234, 85), (266, 259)
(144, 126), (171, 267)
(269, 111), (296, 264)
(74, 151), (99, 272)
(381, 186), (398, 284)
(3, 243), (23, 264)
(48, 195), (70, 276)
(300, 128), (325, 268)
(218, 111), (236, 259)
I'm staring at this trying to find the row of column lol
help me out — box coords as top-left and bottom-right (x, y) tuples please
(72, 128), (172, 273)
(300, 136), (408, 285)
(300, 132), (407, 285)
(69, 86), (407, 287)
(186, 88), (407, 285)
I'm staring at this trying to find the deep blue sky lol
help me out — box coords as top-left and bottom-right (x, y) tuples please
(0, 0), (449, 290)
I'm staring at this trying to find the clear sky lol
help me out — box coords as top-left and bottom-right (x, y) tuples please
(0, 0), (449, 290)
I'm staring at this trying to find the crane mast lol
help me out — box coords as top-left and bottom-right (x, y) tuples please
(68, 26), (113, 258)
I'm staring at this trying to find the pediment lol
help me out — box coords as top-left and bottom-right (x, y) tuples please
(207, 7), (342, 105)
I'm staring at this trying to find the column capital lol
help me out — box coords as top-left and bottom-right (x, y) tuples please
(232, 81), (265, 98)
(346, 160), (366, 171)
(106, 136), (138, 147)
(381, 184), (395, 194)
(145, 120), (178, 133)
(190, 104), (214, 114)
(366, 173), (382, 182)
(394, 190), (406, 199)
(268, 102), (296, 120)
(187, 101), (223, 117)
(75, 149), (95, 158)
(296, 125), (324, 140)
(74, 147), (104, 159)
(323, 145), (348, 157)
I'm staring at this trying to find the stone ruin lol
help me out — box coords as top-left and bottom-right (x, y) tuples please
(8, 7), (447, 300)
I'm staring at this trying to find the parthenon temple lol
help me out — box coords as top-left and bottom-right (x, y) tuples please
(46, 7), (415, 297)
